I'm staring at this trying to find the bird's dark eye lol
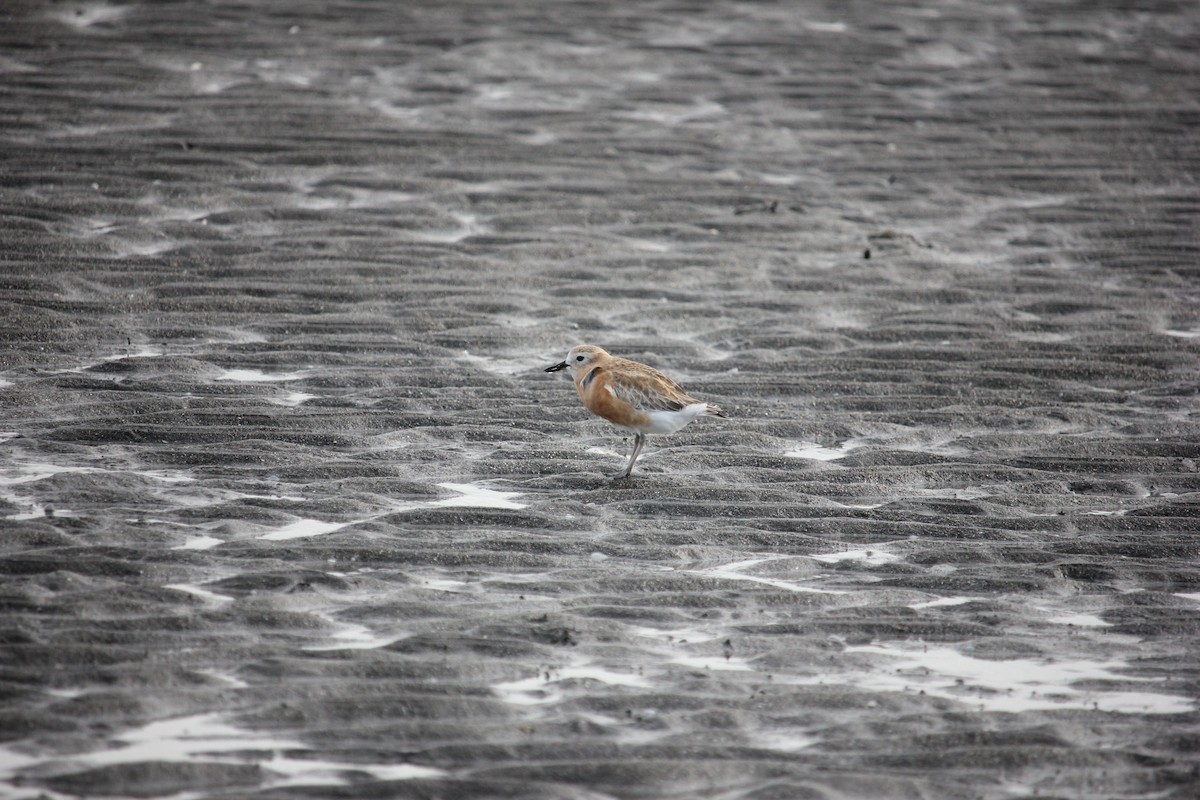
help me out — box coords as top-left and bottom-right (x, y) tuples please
(576, 355), (584, 361)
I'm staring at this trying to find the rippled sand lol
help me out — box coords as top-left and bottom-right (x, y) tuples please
(1, 1), (1198, 798)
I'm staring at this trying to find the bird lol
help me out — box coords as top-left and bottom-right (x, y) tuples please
(545, 344), (726, 478)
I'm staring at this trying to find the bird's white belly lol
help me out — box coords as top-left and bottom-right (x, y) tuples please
(632, 404), (708, 435)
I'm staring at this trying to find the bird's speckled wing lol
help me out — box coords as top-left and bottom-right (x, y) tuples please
(604, 358), (698, 413)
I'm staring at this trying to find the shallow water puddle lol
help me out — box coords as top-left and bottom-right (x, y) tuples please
(0, 747), (40, 797)
(0, 462), (101, 486)
(303, 615), (405, 651)
(47, 343), (166, 374)
(166, 582), (234, 606)
(412, 212), (487, 243)
(4, 503), (76, 521)
(1045, 612), (1112, 628)
(251, 483), (525, 541)
(0, 461), (193, 487)
(691, 556), (848, 595)
(258, 518), (358, 541)
(753, 730), (820, 753)
(669, 653), (756, 672)
(432, 482), (526, 509)
(215, 368), (309, 382)
(267, 390), (317, 406)
(790, 643), (1194, 714)
(263, 754), (446, 787)
(827, 499), (888, 510)
(172, 533), (225, 551)
(631, 625), (726, 645)
(909, 596), (973, 610)
(785, 441), (859, 461)
(456, 350), (544, 376)
(494, 660), (652, 706)
(809, 548), (900, 567)
(413, 574), (476, 593)
(571, 712), (671, 745)
(195, 669), (249, 689)
(1, 459), (195, 519)
(3, 712), (444, 790)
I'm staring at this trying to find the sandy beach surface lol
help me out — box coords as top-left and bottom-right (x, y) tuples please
(1, 1), (1198, 798)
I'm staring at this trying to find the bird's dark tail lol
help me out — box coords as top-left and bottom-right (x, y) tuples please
(706, 403), (727, 418)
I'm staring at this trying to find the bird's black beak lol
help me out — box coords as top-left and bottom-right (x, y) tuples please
(545, 361), (568, 373)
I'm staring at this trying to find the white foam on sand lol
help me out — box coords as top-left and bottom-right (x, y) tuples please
(786, 643), (1194, 714)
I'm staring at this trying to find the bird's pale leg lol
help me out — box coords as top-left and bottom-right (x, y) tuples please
(614, 433), (646, 479)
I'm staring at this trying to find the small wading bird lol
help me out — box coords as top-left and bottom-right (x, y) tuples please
(545, 344), (726, 479)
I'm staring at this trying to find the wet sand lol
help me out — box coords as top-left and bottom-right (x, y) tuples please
(1, 1), (1198, 798)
